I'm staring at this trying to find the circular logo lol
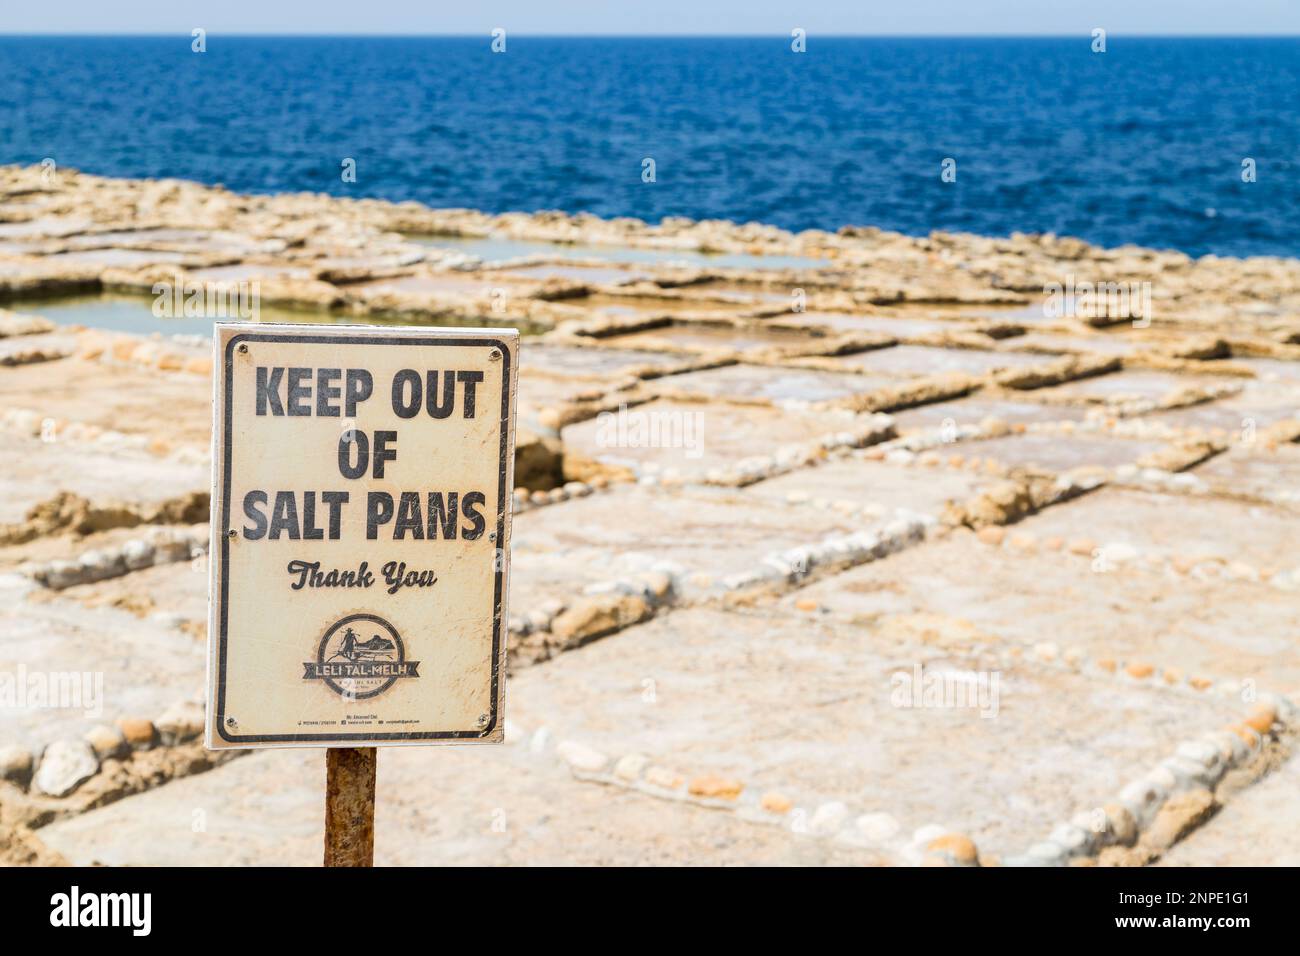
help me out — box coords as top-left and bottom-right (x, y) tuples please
(302, 613), (420, 700)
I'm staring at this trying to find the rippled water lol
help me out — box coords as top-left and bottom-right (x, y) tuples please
(1, 36), (1297, 257)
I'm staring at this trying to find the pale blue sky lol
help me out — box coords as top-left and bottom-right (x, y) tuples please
(2, 1), (1298, 36)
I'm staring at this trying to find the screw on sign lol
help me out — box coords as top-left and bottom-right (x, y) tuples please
(205, 324), (519, 866)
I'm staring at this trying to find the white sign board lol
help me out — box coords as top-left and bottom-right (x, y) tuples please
(205, 324), (517, 749)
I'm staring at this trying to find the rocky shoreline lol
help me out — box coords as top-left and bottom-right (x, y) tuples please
(2, 165), (1299, 865)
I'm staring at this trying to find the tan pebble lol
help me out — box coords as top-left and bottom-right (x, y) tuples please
(688, 774), (744, 800)
(1068, 537), (1096, 556)
(1226, 561), (1256, 580)
(613, 753), (649, 782)
(1104, 803), (1139, 846)
(760, 792), (793, 814)
(977, 526), (1005, 546)
(1225, 723), (1259, 749)
(926, 832), (979, 865)
(115, 716), (156, 748)
(1162, 668), (1183, 686)
(1011, 423), (1027, 434)
(794, 598), (819, 613)
(947, 454), (964, 468)
(1188, 676), (1213, 691)
(1043, 536), (1064, 551)
(1125, 661), (1155, 679)
(157, 352), (185, 371)
(1245, 703), (1277, 734)
(111, 338), (138, 362)
(184, 356), (213, 376)
(1009, 533), (1037, 552)
(84, 724), (125, 759)
(643, 766), (684, 790)
(1096, 657), (1117, 673)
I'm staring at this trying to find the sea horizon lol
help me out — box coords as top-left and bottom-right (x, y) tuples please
(2, 34), (1296, 257)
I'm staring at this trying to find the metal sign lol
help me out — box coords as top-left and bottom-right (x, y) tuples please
(205, 323), (517, 749)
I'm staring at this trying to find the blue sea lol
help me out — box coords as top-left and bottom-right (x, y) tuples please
(1, 36), (1297, 258)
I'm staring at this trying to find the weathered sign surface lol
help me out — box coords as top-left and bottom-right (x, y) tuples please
(205, 324), (518, 749)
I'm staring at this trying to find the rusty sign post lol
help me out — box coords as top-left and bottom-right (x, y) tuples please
(324, 747), (377, 867)
(205, 324), (518, 867)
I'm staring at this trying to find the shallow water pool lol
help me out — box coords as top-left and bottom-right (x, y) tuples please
(410, 234), (829, 272)
(0, 293), (498, 337)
